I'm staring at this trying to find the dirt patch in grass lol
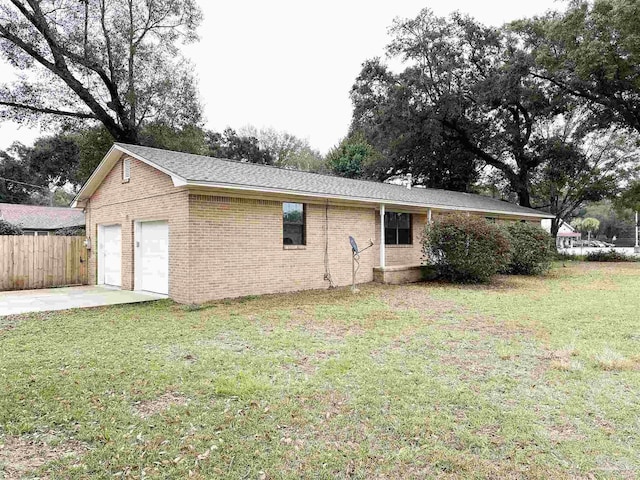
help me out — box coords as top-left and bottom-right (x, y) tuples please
(133, 391), (190, 418)
(0, 317), (20, 333)
(286, 349), (338, 375)
(195, 332), (252, 352)
(268, 306), (373, 341)
(440, 351), (494, 378)
(376, 285), (461, 317)
(0, 311), (55, 334)
(377, 284), (540, 341)
(546, 423), (586, 444)
(176, 285), (364, 318)
(594, 348), (637, 371)
(441, 313), (538, 342)
(0, 435), (87, 479)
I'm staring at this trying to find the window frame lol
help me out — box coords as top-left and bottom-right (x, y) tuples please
(122, 158), (131, 182)
(384, 211), (412, 245)
(283, 202), (306, 246)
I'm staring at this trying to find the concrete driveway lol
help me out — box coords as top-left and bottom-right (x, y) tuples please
(0, 286), (166, 316)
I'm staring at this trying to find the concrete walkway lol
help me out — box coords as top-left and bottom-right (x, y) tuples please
(0, 286), (166, 316)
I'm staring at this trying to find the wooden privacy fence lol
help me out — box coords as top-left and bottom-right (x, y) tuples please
(0, 236), (88, 291)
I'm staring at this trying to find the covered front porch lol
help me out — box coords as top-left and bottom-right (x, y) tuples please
(373, 203), (433, 284)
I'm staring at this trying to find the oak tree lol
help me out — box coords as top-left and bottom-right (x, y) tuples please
(0, 0), (203, 143)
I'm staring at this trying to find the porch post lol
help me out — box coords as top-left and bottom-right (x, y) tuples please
(380, 204), (386, 269)
(635, 210), (640, 253)
(427, 208), (432, 224)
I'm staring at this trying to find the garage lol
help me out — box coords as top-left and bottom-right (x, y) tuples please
(136, 221), (169, 295)
(99, 224), (122, 287)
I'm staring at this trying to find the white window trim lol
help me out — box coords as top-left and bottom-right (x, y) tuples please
(122, 158), (131, 182)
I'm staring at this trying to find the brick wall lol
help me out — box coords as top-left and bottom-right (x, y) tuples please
(187, 195), (376, 303)
(85, 156), (191, 303)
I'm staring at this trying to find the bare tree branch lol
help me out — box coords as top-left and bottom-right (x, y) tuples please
(0, 100), (96, 119)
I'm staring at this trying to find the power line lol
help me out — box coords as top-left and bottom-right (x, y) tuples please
(0, 176), (50, 191)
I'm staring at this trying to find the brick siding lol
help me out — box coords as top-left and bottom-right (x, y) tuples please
(187, 195), (375, 303)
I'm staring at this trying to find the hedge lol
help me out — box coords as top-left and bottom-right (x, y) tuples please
(422, 213), (511, 283)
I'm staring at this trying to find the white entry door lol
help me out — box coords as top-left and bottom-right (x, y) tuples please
(100, 224), (122, 287)
(138, 221), (169, 295)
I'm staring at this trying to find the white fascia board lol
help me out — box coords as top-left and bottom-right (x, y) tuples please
(182, 179), (555, 219)
(71, 144), (121, 208)
(115, 145), (187, 184)
(171, 176), (188, 186)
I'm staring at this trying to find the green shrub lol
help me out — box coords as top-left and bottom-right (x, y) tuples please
(503, 222), (554, 275)
(54, 226), (86, 236)
(422, 213), (511, 283)
(0, 220), (23, 235)
(585, 249), (638, 262)
(555, 252), (585, 262)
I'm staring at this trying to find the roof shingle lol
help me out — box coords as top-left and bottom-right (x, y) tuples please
(0, 203), (85, 230)
(117, 143), (553, 218)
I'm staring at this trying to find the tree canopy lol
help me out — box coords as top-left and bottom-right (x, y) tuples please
(615, 180), (640, 212)
(515, 0), (640, 134)
(326, 132), (381, 179)
(239, 126), (326, 172)
(0, 0), (203, 143)
(347, 6), (638, 235)
(350, 9), (571, 204)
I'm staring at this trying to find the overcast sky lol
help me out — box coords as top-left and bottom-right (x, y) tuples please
(0, 0), (562, 154)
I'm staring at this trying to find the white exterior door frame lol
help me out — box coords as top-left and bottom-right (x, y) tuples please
(134, 220), (169, 295)
(97, 223), (122, 287)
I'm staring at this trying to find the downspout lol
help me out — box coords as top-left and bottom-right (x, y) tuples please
(379, 204), (385, 269)
(634, 210), (640, 253)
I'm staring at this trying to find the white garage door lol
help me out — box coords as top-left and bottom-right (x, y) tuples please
(100, 224), (122, 287)
(138, 221), (169, 295)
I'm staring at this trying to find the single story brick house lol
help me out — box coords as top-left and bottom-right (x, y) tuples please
(71, 143), (554, 304)
(0, 202), (85, 235)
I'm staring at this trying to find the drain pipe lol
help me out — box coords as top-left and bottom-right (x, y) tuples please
(633, 210), (640, 253)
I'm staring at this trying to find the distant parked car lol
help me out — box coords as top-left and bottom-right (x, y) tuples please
(590, 240), (614, 248)
(574, 239), (614, 248)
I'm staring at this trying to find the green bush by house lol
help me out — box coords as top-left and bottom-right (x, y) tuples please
(502, 222), (554, 275)
(422, 213), (511, 283)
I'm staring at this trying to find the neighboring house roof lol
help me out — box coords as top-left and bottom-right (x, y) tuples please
(0, 203), (85, 230)
(557, 231), (581, 237)
(541, 219), (579, 234)
(73, 143), (555, 219)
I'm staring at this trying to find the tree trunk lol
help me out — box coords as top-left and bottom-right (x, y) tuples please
(516, 187), (532, 209)
(117, 127), (139, 145)
(550, 217), (560, 238)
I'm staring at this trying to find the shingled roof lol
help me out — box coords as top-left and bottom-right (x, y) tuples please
(0, 203), (85, 230)
(73, 143), (554, 218)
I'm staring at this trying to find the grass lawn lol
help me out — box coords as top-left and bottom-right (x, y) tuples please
(1, 262), (639, 479)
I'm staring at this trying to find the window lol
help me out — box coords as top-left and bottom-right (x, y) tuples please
(283, 202), (305, 245)
(384, 212), (412, 245)
(485, 217), (497, 223)
(123, 158), (131, 182)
